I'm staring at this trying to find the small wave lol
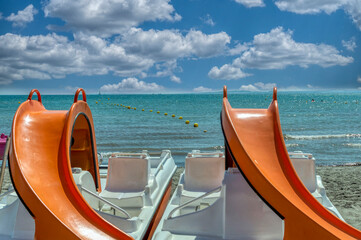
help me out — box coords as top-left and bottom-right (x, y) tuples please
(198, 145), (225, 151)
(343, 143), (361, 148)
(286, 143), (299, 147)
(211, 145), (225, 150)
(284, 133), (361, 140)
(318, 162), (361, 167)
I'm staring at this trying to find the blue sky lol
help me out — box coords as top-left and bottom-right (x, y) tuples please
(0, 0), (360, 94)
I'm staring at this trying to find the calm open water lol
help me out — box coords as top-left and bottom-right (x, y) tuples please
(1, 91), (361, 166)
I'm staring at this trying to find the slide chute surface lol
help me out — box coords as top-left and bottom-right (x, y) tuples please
(221, 86), (361, 239)
(9, 89), (132, 240)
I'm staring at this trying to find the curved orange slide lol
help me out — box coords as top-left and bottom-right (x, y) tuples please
(221, 86), (361, 239)
(9, 89), (133, 239)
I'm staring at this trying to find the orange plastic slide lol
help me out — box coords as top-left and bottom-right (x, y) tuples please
(9, 89), (133, 239)
(221, 86), (361, 239)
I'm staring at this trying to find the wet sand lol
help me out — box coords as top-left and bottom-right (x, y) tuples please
(316, 165), (361, 230)
(2, 166), (360, 230)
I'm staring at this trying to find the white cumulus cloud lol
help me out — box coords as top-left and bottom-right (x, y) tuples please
(209, 27), (352, 81)
(228, 43), (249, 55)
(208, 64), (251, 80)
(233, 27), (353, 69)
(154, 60), (181, 78)
(193, 86), (213, 92)
(274, 0), (361, 31)
(0, 33), (153, 84)
(65, 86), (81, 92)
(275, 0), (343, 14)
(234, 0), (265, 8)
(201, 14), (215, 26)
(121, 28), (230, 60)
(6, 4), (38, 27)
(239, 82), (276, 91)
(185, 30), (231, 58)
(342, 37), (357, 51)
(44, 0), (181, 36)
(170, 75), (181, 83)
(99, 78), (164, 93)
(0, 27), (231, 85)
(344, 0), (361, 31)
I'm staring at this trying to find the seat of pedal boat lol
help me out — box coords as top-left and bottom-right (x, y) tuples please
(99, 155), (151, 216)
(160, 167), (284, 239)
(179, 151), (224, 205)
(289, 152), (345, 220)
(289, 152), (324, 203)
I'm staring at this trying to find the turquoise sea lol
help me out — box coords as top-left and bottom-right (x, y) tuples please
(1, 91), (361, 166)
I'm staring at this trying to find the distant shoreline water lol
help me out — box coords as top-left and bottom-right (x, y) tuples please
(1, 91), (361, 166)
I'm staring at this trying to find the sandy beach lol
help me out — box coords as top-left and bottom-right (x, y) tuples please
(316, 165), (361, 230)
(2, 166), (360, 231)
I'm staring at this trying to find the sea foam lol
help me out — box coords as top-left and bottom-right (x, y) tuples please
(284, 133), (361, 140)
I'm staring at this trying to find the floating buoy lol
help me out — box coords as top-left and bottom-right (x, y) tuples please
(96, 101), (98, 104)
(164, 113), (168, 116)
(134, 108), (136, 110)
(179, 116), (183, 119)
(194, 123), (198, 127)
(117, 104), (119, 106)
(185, 120), (190, 124)
(142, 109), (144, 111)
(204, 130), (207, 133)
(127, 106), (131, 109)
(172, 114), (175, 117)
(108, 98), (110, 100)
(157, 111), (160, 114)
(150, 110), (153, 112)
(18, 101), (21, 104)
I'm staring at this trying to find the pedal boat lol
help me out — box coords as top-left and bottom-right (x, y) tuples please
(152, 150), (345, 240)
(0, 88), (176, 239)
(0, 150), (176, 240)
(73, 150), (176, 240)
(152, 86), (361, 239)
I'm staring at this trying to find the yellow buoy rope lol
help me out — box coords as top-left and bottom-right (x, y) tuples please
(96, 101), (207, 132)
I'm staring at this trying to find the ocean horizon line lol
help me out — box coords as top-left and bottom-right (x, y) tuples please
(1, 88), (361, 96)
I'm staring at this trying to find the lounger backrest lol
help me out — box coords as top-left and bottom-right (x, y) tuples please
(223, 168), (283, 238)
(290, 157), (317, 192)
(184, 155), (224, 192)
(105, 156), (150, 192)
